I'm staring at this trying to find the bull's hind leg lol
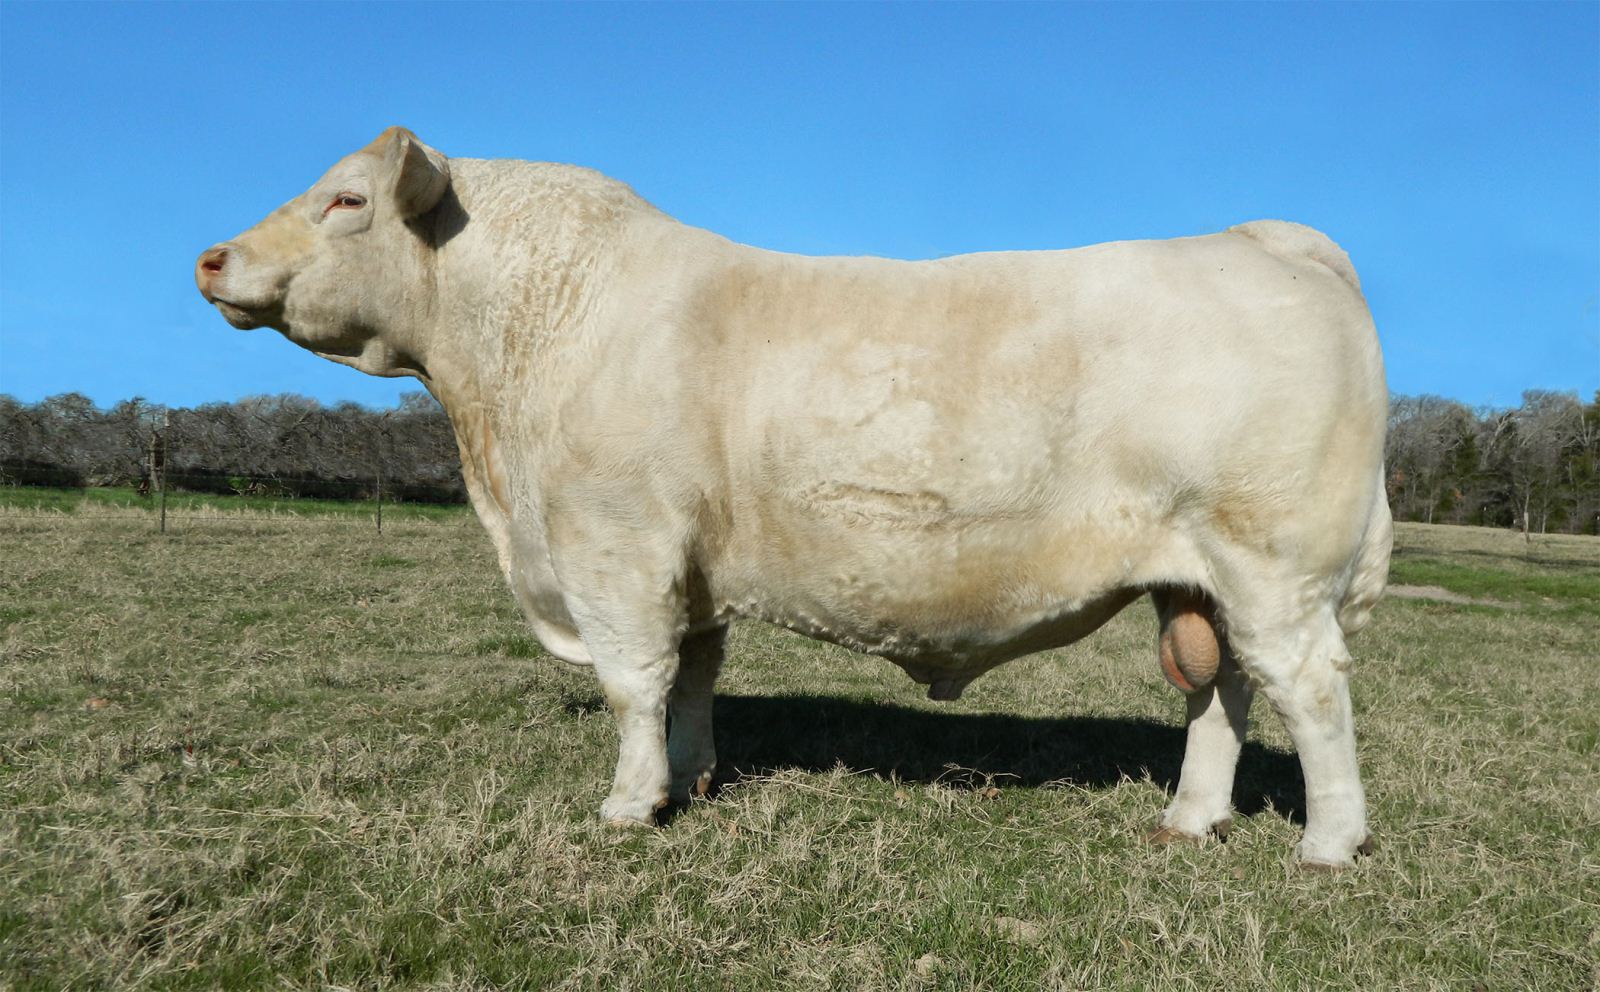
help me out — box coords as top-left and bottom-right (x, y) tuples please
(1229, 603), (1371, 867)
(1154, 651), (1253, 843)
(668, 625), (725, 802)
(1150, 589), (1249, 843)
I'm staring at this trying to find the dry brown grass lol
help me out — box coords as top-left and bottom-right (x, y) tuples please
(2, 508), (1596, 990)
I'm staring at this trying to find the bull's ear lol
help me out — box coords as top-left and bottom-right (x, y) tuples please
(381, 127), (450, 218)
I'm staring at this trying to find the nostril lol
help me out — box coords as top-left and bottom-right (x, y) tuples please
(196, 246), (234, 300)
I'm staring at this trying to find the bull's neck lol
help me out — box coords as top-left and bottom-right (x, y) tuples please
(416, 160), (657, 414)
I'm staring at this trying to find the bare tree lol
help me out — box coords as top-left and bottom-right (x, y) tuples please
(1386, 395), (1475, 524)
(1485, 391), (1585, 539)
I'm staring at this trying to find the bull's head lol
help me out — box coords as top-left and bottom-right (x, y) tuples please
(194, 127), (449, 376)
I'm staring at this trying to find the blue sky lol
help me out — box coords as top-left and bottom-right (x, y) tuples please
(1, 2), (1596, 411)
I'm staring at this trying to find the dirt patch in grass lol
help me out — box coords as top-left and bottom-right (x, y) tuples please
(1386, 583), (1514, 608)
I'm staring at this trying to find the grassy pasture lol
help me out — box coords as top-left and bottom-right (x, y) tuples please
(1, 498), (1596, 990)
(0, 485), (461, 521)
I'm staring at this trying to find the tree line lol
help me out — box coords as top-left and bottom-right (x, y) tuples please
(0, 392), (464, 502)
(2, 389), (1597, 532)
(1385, 390), (1598, 535)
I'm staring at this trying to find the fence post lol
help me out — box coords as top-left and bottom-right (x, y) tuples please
(148, 411), (168, 534)
(160, 410), (169, 533)
(375, 411), (389, 536)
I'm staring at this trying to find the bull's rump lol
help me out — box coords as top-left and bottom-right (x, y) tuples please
(690, 225), (1384, 663)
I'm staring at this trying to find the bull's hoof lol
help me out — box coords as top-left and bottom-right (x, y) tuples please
(601, 794), (668, 827)
(1145, 812), (1228, 844)
(1147, 817), (1231, 845)
(1298, 834), (1376, 871)
(1148, 825), (1202, 845)
(605, 814), (657, 829)
(927, 678), (969, 701)
(670, 771), (715, 802)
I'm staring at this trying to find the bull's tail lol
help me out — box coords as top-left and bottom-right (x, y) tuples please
(1336, 471), (1393, 638)
(1228, 220), (1363, 295)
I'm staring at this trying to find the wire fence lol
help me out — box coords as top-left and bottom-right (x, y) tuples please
(0, 502), (479, 532)
(1, 463), (470, 534)
(2, 395), (469, 533)
(0, 466), (465, 502)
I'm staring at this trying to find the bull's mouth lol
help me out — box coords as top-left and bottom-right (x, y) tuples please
(213, 299), (267, 330)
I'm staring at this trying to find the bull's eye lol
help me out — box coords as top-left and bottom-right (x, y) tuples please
(325, 192), (367, 214)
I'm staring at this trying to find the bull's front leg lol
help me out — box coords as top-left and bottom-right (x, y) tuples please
(669, 626), (726, 802)
(547, 488), (695, 826)
(589, 645), (678, 825)
(559, 585), (681, 824)
(577, 621), (724, 823)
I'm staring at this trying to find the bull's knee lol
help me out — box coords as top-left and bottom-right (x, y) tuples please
(1155, 589), (1221, 693)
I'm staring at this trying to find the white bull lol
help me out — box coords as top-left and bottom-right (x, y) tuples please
(197, 128), (1391, 866)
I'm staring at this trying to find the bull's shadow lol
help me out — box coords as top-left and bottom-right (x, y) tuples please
(709, 693), (1306, 822)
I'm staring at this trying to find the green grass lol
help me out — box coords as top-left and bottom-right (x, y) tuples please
(1, 510), (1596, 990)
(1388, 523), (1600, 615)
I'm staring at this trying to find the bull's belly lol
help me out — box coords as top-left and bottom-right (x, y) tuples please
(710, 509), (1160, 685)
(729, 582), (1142, 682)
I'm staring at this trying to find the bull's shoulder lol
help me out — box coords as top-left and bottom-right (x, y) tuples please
(1225, 220), (1362, 295)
